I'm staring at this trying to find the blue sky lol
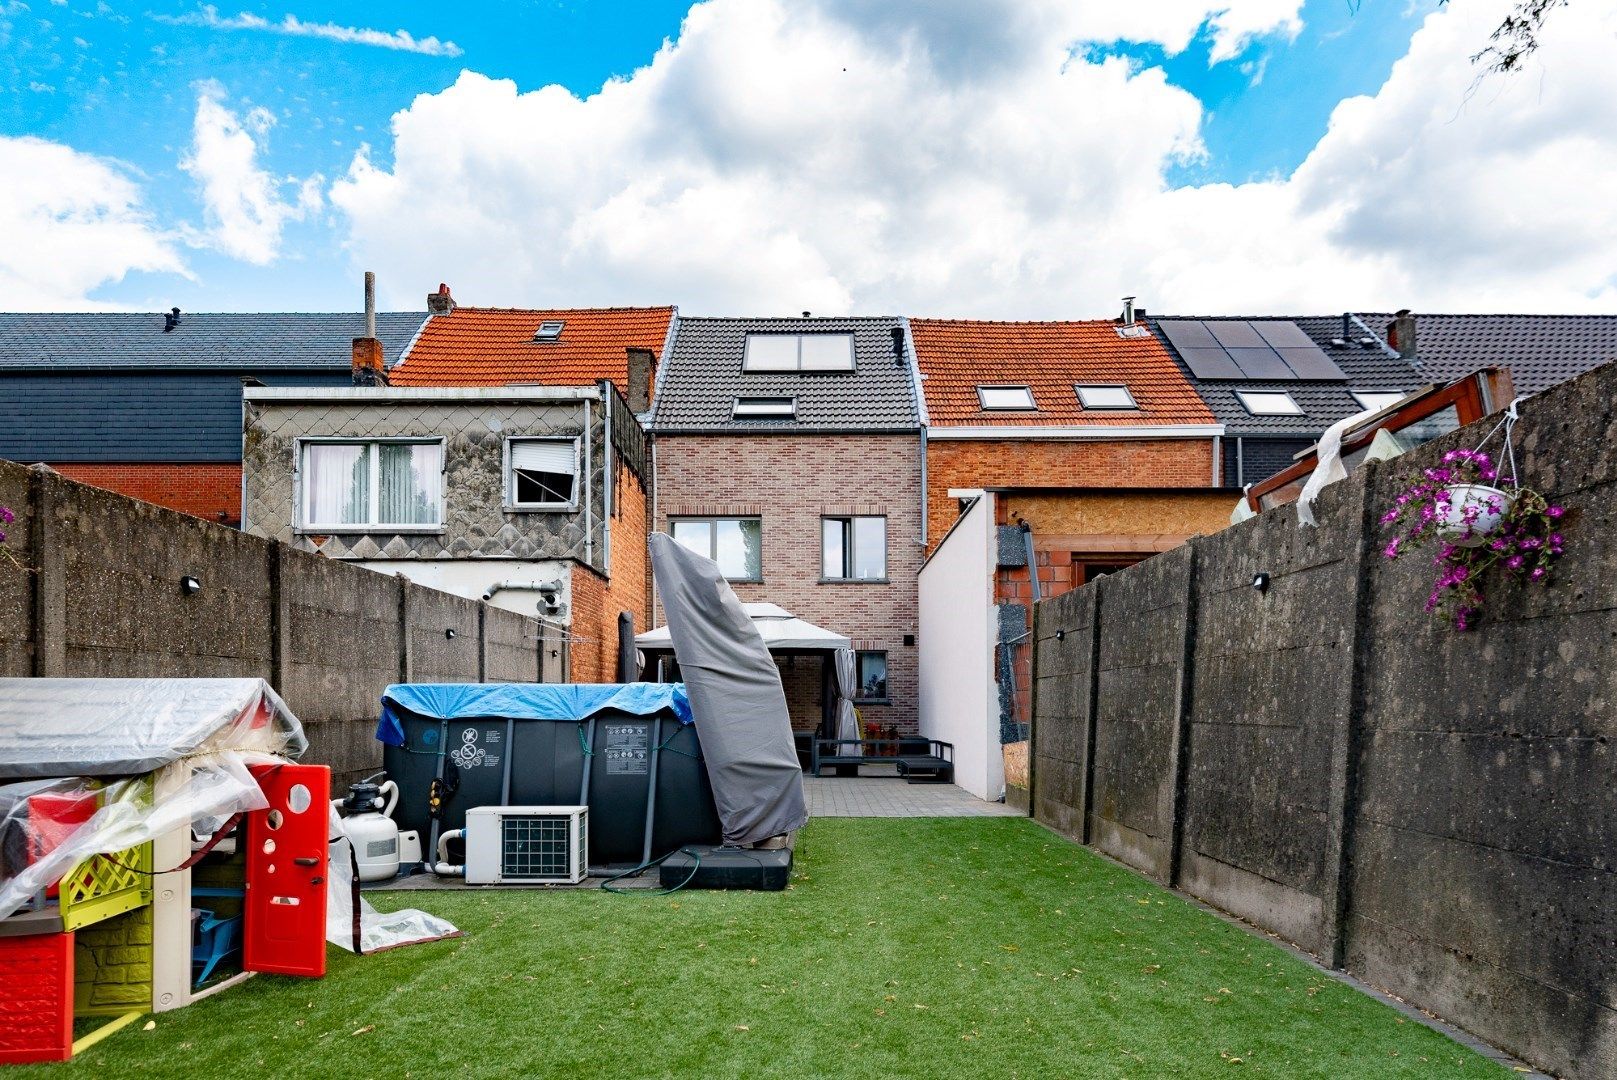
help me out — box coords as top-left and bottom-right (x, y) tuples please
(4, 0), (1613, 316)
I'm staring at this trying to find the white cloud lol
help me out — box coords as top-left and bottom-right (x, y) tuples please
(0, 134), (185, 309)
(154, 4), (462, 57)
(329, 0), (1617, 317)
(180, 82), (321, 265)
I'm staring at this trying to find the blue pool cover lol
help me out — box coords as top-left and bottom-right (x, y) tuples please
(377, 682), (693, 746)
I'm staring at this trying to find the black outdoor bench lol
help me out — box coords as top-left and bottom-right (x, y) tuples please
(810, 738), (954, 784)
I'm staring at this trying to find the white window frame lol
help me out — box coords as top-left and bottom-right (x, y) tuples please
(504, 436), (582, 512)
(742, 333), (856, 372)
(669, 516), (763, 582)
(977, 385), (1036, 411)
(1235, 390), (1304, 416)
(1075, 384), (1138, 410)
(732, 397), (797, 419)
(296, 437), (445, 533)
(533, 320), (565, 341)
(1351, 390), (1407, 413)
(821, 515), (887, 582)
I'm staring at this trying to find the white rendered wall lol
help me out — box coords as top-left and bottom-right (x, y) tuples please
(357, 559), (573, 619)
(918, 494), (1002, 801)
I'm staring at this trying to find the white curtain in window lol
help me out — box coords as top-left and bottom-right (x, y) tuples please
(833, 648), (860, 751)
(305, 443), (367, 525)
(378, 443), (440, 525)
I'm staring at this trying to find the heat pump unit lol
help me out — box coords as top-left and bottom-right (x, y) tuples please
(465, 806), (588, 885)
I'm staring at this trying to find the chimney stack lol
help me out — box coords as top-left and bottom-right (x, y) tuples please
(427, 282), (455, 315)
(1387, 309), (1417, 360)
(352, 270), (388, 386)
(626, 347), (654, 414)
(1120, 296), (1137, 324)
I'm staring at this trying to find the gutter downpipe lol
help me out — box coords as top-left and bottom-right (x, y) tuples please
(584, 397), (594, 567)
(1021, 522), (1041, 603)
(602, 384), (613, 579)
(649, 433), (660, 625)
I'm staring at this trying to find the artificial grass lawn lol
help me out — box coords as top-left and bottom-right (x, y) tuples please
(29, 817), (1506, 1079)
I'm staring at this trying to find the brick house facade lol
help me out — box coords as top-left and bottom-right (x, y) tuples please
(652, 433), (925, 732)
(650, 316), (926, 735)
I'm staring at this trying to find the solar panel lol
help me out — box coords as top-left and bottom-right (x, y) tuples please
(1156, 318), (1346, 381)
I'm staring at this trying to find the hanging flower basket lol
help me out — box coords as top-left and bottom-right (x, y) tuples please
(1380, 403), (1567, 631)
(1436, 483), (1516, 547)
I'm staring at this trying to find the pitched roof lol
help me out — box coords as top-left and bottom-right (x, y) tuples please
(1148, 315), (1426, 436)
(1358, 312), (1617, 397)
(908, 318), (1215, 428)
(389, 306), (675, 387)
(0, 312), (427, 370)
(649, 316), (922, 432)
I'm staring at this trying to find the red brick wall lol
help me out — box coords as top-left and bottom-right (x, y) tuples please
(49, 463), (241, 527)
(654, 433), (924, 732)
(926, 437), (1214, 553)
(567, 454), (651, 684)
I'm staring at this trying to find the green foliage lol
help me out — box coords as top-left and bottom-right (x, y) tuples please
(27, 819), (1506, 1078)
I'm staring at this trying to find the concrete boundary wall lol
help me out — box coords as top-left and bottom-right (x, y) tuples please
(1030, 363), (1617, 1079)
(0, 459), (555, 785)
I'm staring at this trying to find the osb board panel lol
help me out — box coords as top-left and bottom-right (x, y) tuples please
(1004, 491), (1233, 541)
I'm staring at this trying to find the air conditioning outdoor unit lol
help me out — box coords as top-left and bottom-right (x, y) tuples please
(464, 805), (589, 885)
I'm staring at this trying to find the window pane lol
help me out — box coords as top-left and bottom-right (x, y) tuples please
(852, 517), (886, 579)
(733, 397), (796, 418)
(511, 440), (576, 506)
(1352, 391), (1406, 413)
(1397, 403), (1460, 447)
(672, 520), (713, 560)
(857, 652), (887, 700)
(743, 335), (799, 371)
(304, 443), (369, 525)
(799, 334), (854, 370)
(714, 519), (762, 579)
(978, 386), (1036, 410)
(378, 443), (440, 525)
(1236, 391), (1302, 416)
(822, 519), (846, 579)
(1076, 385), (1136, 409)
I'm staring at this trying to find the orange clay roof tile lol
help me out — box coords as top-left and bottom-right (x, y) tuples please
(908, 318), (1216, 427)
(390, 306), (675, 388)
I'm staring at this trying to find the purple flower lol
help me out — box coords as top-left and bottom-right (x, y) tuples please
(1547, 506), (1565, 518)
(1383, 538), (1400, 559)
(1530, 567), (1547, 581)
(1506, 555), (1524, 570)
(0, 506), (13, 525)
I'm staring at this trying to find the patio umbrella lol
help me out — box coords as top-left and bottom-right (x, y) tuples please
(648, 534), (807, 846)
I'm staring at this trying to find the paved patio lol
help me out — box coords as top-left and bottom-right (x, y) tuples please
(804, 774), (1023, 817)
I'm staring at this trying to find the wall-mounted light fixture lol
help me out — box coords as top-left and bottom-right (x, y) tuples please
(1251, 572), (1271, 593)
(179, 575), (202, 595)
(444, 628), (457, 640)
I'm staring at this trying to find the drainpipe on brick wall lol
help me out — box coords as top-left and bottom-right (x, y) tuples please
(602, 384), (613, 580)
(583, 398), (594, 568)
(918, 428), (928, 550)
(1021, 522), (1041, 602)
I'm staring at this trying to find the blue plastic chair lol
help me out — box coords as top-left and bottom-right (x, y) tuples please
(191, 909), (243, 986)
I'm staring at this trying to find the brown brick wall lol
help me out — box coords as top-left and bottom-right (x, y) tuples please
(50, 463), (241, 527)
(568, 453), (651, 684)
(654, 433), (923, 732)
(925, 437), (1215, 553)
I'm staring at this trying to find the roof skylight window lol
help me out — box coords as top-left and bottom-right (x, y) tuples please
(743, 334), (854, 372)
(1075, 385), (1138, 410)
(977, 386), (1036, 410)
(1236, 390), (1304, 416)
(1351, 390), (1406, 413)
(534, 321), (565, 341)
(733, 396), (797, 418)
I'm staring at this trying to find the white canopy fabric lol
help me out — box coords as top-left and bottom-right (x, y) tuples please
(637, 602), (851, 653)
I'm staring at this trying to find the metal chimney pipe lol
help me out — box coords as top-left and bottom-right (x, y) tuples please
(364, 270), (376, 339)
(1121, 296), (1137, 324)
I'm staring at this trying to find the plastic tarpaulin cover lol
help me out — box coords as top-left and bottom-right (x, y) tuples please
(0, 677), (457, 952)
(376, 682), (693, 746)
(0, 677), (307, 780)
(648, 533), (807, 846)
(0, 678), (298, 920)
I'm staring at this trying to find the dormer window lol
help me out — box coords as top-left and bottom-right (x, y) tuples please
(733, 396), (796, 419)
(533, 321), (565, 342)
(977, 385), (1036, 410)
(743, 333), (854, 372)
(1075, 384), (1138, 410)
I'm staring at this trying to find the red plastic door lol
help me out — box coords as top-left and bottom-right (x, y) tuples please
(243, 763), (331, 978)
